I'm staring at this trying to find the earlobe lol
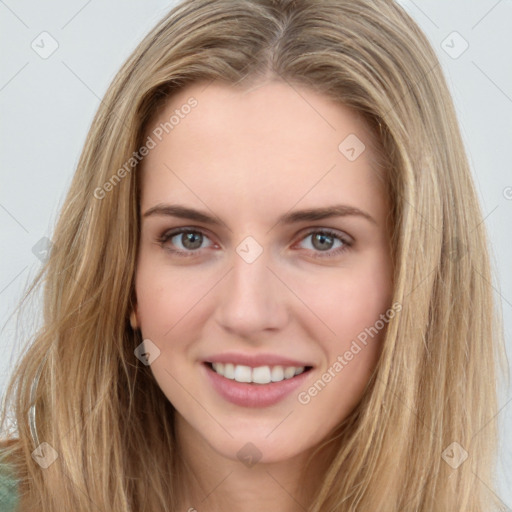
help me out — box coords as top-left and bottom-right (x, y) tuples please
(130, 309), (139, 330)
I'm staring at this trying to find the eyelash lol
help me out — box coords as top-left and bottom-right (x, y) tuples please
(156, 227), (353, 259)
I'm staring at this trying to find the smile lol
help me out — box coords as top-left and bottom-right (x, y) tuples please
(203, 362), (313, 408)
(207, 362), (312, 384)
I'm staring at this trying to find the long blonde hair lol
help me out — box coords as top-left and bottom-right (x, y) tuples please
(1, 0), (507, 510)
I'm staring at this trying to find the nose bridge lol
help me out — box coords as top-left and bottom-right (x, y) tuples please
(214, 241), (288, 335)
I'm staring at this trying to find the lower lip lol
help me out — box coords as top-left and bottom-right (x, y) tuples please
(203, 363), (312, 408)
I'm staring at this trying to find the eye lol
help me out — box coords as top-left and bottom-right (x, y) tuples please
(157, 228), (214, 256)
(296, 229), (352, 257)
(156, 227), (352, 259)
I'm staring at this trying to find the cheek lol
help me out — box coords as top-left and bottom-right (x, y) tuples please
(133, 262), (210, 407)
(134, 258), (215, 341)
(296, 263), (392, 343)
(291, 255), (393, 407)
(296, 268), (391, 421)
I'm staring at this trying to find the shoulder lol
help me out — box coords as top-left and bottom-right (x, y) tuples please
(0, 439), (21, 512)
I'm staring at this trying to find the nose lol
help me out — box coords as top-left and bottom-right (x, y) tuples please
(214, 246), (289, 339)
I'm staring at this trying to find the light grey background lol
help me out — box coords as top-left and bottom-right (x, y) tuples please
(1, 0), (511, 506)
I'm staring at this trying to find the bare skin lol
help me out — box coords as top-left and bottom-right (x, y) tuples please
(133, 79), (393, 511)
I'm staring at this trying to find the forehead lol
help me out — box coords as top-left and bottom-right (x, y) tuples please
(139, 80), (387, 222)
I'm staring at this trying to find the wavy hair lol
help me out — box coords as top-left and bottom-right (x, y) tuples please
(0, 0), (507, 510)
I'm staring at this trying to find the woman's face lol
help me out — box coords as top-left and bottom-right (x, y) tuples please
(134, 80), (393, 464)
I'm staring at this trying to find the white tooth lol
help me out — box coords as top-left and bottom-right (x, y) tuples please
(283, 367), (296, 379)
(252, 366), (272, 384)
(212, 362), (224, 374)
(271, 366), (285, 382)
(224, 363), (235, 379)
(294, 366), (305, 376)
(234, 365), (252, 383)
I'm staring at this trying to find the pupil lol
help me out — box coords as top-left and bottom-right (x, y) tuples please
(183, 232), (202, 249)
(313, 233), (333, 251)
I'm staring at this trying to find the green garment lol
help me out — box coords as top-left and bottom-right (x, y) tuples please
(0, 451), (19, 512)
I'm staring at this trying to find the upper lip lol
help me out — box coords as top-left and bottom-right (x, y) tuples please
(204, 352), (314, 368)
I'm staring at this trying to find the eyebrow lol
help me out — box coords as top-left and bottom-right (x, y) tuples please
(142, 203), (377, 226)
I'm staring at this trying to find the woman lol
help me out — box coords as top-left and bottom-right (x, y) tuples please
(0, 0), (506, 510)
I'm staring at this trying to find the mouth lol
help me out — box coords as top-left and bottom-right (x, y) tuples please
(204, 361), (314, 385)
(202, 360), (314, 407)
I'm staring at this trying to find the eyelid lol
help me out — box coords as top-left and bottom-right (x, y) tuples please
(156, 226), (353, 258)
(292, 227), (353, 258)
(157, 226), (217, 256)
(297, 226), (353, 245)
